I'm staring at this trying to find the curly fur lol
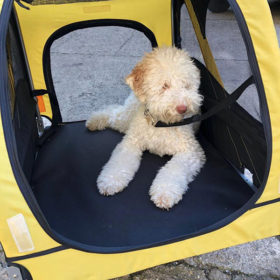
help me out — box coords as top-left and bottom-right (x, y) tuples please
(86, 46), (206, 209)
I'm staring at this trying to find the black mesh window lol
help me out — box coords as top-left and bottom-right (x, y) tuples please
(181, 3), (261, 121)
(6, 17), (38, 181)
(180, 2), (267, 187)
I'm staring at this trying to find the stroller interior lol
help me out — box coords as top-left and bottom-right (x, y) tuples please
(5, 1), (268, 252)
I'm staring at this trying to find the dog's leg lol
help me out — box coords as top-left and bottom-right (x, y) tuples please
(86, 94), (139, 133)
(149, 144), (205, 210)
(97, 136), (142, 195)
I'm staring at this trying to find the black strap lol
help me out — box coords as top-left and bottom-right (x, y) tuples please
(6, 245), (69, 262)
(15, 0), (30, 10)
(32, 89), (49, 97)
(251, 198), (280, 209)
(155, 76), (254, 127)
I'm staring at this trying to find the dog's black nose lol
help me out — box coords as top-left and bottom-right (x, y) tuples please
(176, 105), (187, 114)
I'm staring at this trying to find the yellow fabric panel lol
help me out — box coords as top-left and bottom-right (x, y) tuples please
(184, 0), (223, 87)
(15, 0), (173, 119)
(236, 0), (280, 202)
(0, 0), (3, 14)
(15, 202), (280, 280)
(0, 114), (60, 258)
(41, 94), (52, 118)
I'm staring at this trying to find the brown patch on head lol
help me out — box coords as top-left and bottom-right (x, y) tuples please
(125, 61), (147, 102)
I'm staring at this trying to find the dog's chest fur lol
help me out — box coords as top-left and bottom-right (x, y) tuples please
(126, 107), (195, 157)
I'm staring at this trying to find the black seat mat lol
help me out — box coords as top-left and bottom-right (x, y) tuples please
(31, 122), (253, 248)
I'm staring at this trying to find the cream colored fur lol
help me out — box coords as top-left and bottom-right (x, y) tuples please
(86, 47), (206, 209)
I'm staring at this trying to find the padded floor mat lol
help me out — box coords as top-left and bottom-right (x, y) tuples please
(31, 122), (253, 248)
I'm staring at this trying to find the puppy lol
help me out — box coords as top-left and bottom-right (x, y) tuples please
(86, 46), (206, 209)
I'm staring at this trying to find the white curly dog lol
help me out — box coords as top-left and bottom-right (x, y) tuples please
(86, 47), (206, 209)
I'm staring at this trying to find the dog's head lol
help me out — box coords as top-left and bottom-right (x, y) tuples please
(126, 47), (203, 124)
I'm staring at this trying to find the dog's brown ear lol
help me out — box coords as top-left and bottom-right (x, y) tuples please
(125, 63), (146, 102)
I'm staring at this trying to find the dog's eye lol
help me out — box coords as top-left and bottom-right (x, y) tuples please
(185, 83), (191, 90)
(162, 82), (170, 90)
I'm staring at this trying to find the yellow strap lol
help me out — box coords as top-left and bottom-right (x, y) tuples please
(184, 0), (224, 87)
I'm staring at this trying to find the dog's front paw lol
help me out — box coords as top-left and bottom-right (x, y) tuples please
(149, 184), (185, 210)
(86, 112), (109, 131)
(97, 171), (128, 196)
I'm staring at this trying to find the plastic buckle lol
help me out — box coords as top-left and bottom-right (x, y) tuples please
(33, 98), (45, 137)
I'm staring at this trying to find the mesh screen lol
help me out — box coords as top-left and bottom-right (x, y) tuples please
(180, 3), (266, 188)
(180, 4), (261, 122)
(6, 18), (38, 181)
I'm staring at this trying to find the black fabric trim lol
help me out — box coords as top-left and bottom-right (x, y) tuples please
(15, 0), (30, 10)
(7, 245), (69, 262)
(155, 75), (254, 127)
(43, 19), (158, 124)
(252, 198), (280, 209)
(173, 0), (184, 48)
(32, 89), (48, 96)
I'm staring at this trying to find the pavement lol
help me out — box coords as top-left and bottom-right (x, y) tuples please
(1, 1), (280, 280)
(115, 237), (280, 280)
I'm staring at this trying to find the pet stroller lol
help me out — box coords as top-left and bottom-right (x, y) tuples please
(0, 0), (279, 279)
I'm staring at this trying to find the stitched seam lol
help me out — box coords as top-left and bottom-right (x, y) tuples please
(226, 126), (242, 167)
